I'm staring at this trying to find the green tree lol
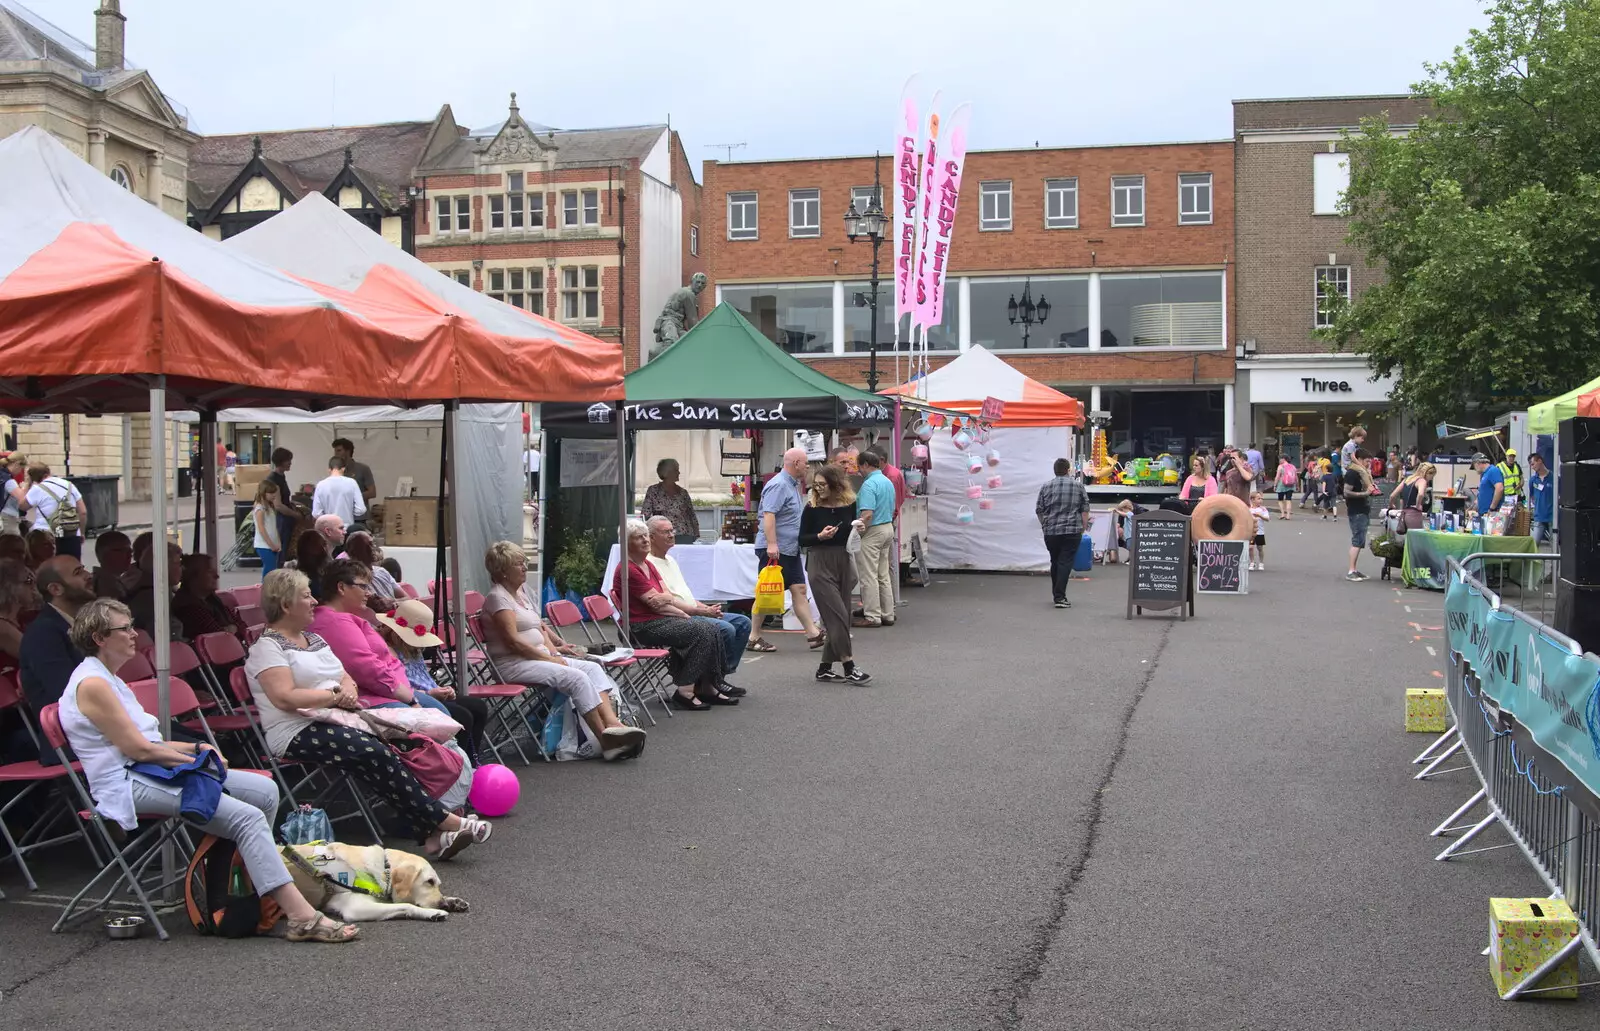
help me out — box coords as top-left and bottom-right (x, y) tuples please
(1330, 0), (1600, 426)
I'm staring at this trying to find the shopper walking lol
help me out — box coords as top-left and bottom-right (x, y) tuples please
(1273, 456), (1298, 520)
(852, 450), (896, 629)
(1343, 449), (1378, 581)
(802, 464), (870, 684)
(1035, 458), (1090, 610)
(747, 448), (823, 652)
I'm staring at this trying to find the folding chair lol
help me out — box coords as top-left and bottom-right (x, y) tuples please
(216, 590), (240, 611)
(428, 578), (454, 598)
(117, 650), (154, 684)
(166, 641), (219, 711)
(398, 582), (420, 600)
(0, 672), (99, 889)
(586, 594), (676, 715)
(40, 704), (193, 941)
(234, 605), (265, 634)
(230, 584), (261, 608)
(464, 613), (546, 764)
(545, 600), (657, 727)
(192, 630), (248, 710)
(133, 628), (154, 655)
(126, 675), (259, 769)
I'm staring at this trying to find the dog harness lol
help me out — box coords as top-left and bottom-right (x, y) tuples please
(281, 841), (392, 906)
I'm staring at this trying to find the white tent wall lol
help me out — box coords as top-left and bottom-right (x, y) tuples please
(925, 425), (1072, 571)
(455, 403), (524, 595)
(268, 420), (443, 503)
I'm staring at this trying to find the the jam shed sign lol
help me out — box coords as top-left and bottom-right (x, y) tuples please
(550, 396), (895, 432)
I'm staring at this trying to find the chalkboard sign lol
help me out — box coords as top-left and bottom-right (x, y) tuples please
(1126, 511), (1193, 620)
(1195, 539), (1248, 594)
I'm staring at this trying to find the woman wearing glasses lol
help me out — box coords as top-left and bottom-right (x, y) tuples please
(58, 598), (361, 943)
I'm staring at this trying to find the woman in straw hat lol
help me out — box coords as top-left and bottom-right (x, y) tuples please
(375, 598), (489, 764)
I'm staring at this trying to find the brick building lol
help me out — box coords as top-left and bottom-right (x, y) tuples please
(1232, 95), (1430, 465)
(412, 95), (701, 372)
(704, 139), (1238, 460)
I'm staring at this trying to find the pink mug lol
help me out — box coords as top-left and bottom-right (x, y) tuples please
(966, 484), (983, 499)
(985, 449), (1001, 467)
(978, 498), (996, 510)
(953, 429), (973, 450)
(912, 443), (929, 462)
(987, 474), (1003, 489)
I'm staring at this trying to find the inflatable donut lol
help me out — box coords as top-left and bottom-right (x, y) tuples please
(1190, 493), (1254, 542)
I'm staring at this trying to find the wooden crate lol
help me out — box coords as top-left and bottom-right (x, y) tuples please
(384, 496), (450, 548)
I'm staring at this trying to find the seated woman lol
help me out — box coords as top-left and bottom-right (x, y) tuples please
(480, 541), (646, 761)
(294, 531), (330, 599)
(309, 558), (451, 716)
(171, 553), (240, 641)
(246, 570), (492, 860)
(376, 598), (489, 765)
(341, 532), (398, 612)
(59, 598), (359, 943)
(24, 528), (54, 570)
(613, 519), (735, 712)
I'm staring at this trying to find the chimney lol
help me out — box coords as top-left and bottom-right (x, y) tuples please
(94, 1), (125, 71)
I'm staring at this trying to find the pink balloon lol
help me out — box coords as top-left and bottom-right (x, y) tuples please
(467, 763), (521, 817)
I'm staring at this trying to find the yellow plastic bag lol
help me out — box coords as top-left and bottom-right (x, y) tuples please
(751, 561), (786, 617)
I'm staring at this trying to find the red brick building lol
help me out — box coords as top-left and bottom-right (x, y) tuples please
(704, 139), (1238, 458)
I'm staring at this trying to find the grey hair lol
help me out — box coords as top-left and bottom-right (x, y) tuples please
(625, 518), (650, 541)
(646, 515), (675, 533)
(484, 540), (527, 583)
(70, 598), (133, 656)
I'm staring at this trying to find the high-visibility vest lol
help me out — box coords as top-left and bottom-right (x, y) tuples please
(1497, 461), (1522, 497)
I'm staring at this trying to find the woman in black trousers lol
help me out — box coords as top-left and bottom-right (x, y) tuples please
(802, 463), (871, 684)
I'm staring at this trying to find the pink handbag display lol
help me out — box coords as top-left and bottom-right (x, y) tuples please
(987, 474), (1003, 489)
(966, 483), (983, 499)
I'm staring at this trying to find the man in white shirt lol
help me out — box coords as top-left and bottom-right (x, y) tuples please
(524, 445), (541, 497)
(23, 462), (88, 559)
(311, 457), (366, 531)
(645, 515), (750, 690)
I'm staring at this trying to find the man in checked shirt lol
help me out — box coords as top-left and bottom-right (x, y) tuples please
(1035, 458), (1092, 610)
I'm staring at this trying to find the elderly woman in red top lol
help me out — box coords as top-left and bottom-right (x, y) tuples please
(613, 518), (734, 712)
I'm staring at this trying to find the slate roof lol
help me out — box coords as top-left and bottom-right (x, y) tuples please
(188, 121), (432, 212)
(420, 122), (666, 172)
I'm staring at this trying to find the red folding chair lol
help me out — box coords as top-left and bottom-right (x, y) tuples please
(192, 630), (247, 706)
(116, 650), (154, 684)
(234, 605), (265, 634)
(588, 593), (676, 715)
(465, 613), (544, 764)
(463, 590), (485, 616)
(0, 672), (98, 890)
(39, 704), (192, 941)
(230, 584), (261, 608)
(132, 628), (154, 655)
(546, 600), (656, 726)
(216, 590), (240, 612)
(398, 582), (420, 600)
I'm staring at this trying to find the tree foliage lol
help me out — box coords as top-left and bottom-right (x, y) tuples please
(1331, 0), (1600, 425)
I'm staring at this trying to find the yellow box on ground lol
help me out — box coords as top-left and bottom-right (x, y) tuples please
(1405, 688), (1449, 733)
(1490, 897), (1581, 999)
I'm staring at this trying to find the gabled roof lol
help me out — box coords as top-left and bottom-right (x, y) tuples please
(188, 120), (432, 214)
(418, 94), (666, 173)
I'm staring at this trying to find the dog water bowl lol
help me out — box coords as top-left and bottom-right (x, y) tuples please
(105, 915), (145, 940)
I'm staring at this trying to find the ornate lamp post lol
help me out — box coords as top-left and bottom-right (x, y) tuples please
(1007, 278), (1051, 348)
(844, 153), (890, 391)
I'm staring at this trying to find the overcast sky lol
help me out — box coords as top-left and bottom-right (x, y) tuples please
(26, 0), (1485, 165)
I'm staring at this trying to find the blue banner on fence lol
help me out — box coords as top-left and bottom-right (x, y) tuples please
(1446, 572), (1600, 797)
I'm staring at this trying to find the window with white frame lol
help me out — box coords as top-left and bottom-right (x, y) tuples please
(489, 194), (505, 230)
(689, 224), (699, 256)
(851, 186), (879, 215)
(1314, 265), (1350, 327)
(453, 269), (470, 286)
(434, 197), (451, 234)
(561, 266), (600, 321)
(109, 165), (131, 190)
(582, 189), (599, 226)
(486, 268), (545, 314)
(979, 181), (1012, 230)
(789, 188), (821, 237)
(1178, 173), (1212, 225)
(1045, 178), (1078, 229)
(1313, 152), (1350, 215)
(527, 192), (544, 228)
(561, 191), (578, 227)
(455, 196), (470, 232)
(727, 191), (758, 240)
(1111, 175), (1145, 226)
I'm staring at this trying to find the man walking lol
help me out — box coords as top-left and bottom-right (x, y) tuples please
(853, 450), (897, 628)
(1036, 458), (1090, 609)
(1527, 452), (1553, 546)
(647, 516), (749, 692)
(748, 447), (822, 651)
(23, 462), (88, 559)
(311, 457), (366, 531)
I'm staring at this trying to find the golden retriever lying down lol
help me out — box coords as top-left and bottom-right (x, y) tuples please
(282, 842), (469, 923)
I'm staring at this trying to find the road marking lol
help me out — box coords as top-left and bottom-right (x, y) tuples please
(1405, 605), (1412, 613)
(1426, 645), (1437, 657)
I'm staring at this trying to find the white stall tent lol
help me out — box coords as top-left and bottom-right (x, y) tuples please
(889, 347), (1085, 572)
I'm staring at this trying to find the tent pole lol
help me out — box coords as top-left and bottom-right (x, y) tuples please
(892, 401), (903, 609)
(533, 405), (546, 603)
(150, 379), (177, 902)
(446, 402), (468, 690)
(616, 402), (629, 636)
(199, 413), (219, 560)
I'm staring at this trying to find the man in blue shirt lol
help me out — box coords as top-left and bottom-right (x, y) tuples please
(1474, 453), (1504, 514)
(1527, 452), (1553, 545)
(749, 447), (821, 651)
(853, 450), (897, 628)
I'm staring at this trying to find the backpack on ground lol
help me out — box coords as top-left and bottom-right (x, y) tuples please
(184, 834), (282, 937)
(38, 478), (80, 537)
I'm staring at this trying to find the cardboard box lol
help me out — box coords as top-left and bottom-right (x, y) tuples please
(1490, 897), (1581, 998)
(1405, 688), (1450, 732)
(384, 496), (449, 548)
(233, 464), (271, 497)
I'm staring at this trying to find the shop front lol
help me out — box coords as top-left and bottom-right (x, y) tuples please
(1239, 358), (1406, 468)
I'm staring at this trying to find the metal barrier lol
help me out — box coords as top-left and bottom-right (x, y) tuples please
(1427, 554), (1600, 999)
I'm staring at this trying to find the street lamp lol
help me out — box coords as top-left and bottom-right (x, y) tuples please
(1007, 278), (1051, 348)
(845, 152), (889, 391)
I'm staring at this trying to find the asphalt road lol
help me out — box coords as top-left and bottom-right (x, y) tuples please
(3, 515), (1595, 1029)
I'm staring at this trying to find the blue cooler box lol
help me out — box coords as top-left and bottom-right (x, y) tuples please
(1074, 534), (1094, 571)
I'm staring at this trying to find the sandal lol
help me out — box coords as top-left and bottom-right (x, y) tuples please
(807, 633), (826, 649)
(668, 692), (712, 711)
(746, 640), (777, 653)
(287, 913), (360, 943)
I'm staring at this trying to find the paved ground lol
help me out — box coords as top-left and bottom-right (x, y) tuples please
(3, 514), (1596, 1029)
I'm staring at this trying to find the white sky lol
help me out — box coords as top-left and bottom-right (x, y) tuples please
(24, 0), (1485, 165)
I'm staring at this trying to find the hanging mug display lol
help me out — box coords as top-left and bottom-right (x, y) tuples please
(966, 455), (984, 475)
(987, 474), (1003, 489)
(912, 419), (933, 442)
(956, 504), (975, 524)
(952, 429), (973, 451)
(966, 483), (983, 499)
(985, 449), (1001, 467)
(978, 497), (996, 510)
(973, 425), (993, 445)
(912, 443), (930, 463)
(905, 469), (925, 491)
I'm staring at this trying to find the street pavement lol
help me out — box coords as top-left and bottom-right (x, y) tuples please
(3, 514), (1597, 1029)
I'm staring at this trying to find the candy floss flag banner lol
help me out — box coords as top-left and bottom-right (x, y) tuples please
(922, 102), (971, 330)
(910, 99), (943, 333)
(894, 75), (930, 326)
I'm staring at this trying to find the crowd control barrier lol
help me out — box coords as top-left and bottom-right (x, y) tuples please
(1425, 553), (1600, 999)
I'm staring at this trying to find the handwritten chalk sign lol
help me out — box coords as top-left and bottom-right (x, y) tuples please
(1195, 539), (1247, 595)
(1126, 510), (1193, 620)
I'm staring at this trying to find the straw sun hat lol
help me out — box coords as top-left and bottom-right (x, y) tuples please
(375, 598), (443, 648)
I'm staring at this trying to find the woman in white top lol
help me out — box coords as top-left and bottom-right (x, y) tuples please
(244, 569), (492, 859)
(57, 598), (359, 943)
(251, 480), (283, 578)
(480, 540), (646, 761)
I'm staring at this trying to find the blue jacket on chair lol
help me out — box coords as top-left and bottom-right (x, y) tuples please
(126, 748), (227, 824)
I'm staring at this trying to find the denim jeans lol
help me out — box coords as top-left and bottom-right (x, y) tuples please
(696, 613), (751, 674)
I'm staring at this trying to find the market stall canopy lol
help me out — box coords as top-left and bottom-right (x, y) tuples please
(883, 345), (1084, 427)
(1528, 373), (1600, 434)
(226, 194), (622, 403)
(1581, 390), (1600, 420)
(543, 302), (895, 434)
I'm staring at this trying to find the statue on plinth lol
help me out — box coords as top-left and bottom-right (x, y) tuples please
(650, 273), (707, 359)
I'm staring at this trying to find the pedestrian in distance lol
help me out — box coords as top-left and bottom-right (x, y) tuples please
(1317, 459), (1338, 520)
(1035, 458), (1090, 610)
(801, 464), (870, 684)
(1343, 448), (1379, 581)
(1273, 455), (1298, 520)
(1248, 491), (1270, 571)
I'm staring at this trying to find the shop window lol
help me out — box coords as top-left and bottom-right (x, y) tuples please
(969, 275), (1089, 350)
(843, 281), (958, 352)
(1100, 271), (1222, 348)
(720, 282), (833, 353)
